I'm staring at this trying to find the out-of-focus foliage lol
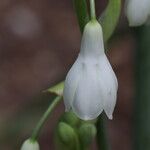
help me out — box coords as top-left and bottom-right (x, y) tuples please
(99, 0), (121, 42)
(73, 0), (89, 33)
(134, 25), (150, 150)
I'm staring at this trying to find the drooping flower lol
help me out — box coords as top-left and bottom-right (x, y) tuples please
(20, 139), (40, 150)
(125, 0), (150, 26)
(63, 20), (118, 120)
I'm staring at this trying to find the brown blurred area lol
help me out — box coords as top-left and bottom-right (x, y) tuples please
(0, 0), (135, 150)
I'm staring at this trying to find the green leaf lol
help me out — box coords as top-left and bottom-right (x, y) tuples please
(73, 0), (89, 33)
(99, 0), (121, 42)
(44, 81), (64, 96)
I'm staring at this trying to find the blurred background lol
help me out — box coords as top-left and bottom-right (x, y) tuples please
(0, 0), (141, 149)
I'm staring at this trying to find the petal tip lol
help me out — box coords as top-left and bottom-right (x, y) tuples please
(108, 115), (113, 120)
(104, 110), (114, 120)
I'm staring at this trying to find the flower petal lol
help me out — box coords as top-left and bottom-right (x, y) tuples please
(72, 62), (104, 120)
(97, 55), (118, 119)
(63, 57), (82, 111)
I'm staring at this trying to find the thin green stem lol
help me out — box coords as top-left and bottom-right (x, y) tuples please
(89, 0), (96, 20)
(31, 96), (62, 141)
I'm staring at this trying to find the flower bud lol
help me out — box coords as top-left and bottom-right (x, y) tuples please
(79, 123), (97, 146)
(61, 112), (80, 127)
(63, 20), (118, 120)
(57, 122), (76, 145)
(55, 122), (79, 150)
(20, 139), (40, 150)
(125, 0), (150, 26)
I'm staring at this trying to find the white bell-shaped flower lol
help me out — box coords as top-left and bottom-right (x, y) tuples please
(125, 0), (150, 26)
(63, 20), (118, 120)
(21, 139), (40, 150)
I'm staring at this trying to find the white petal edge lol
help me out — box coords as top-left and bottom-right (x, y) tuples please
(97, 55), (118, 119)
(63, 57), (82, 111)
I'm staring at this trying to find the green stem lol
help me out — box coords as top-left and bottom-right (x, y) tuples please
(96, 114), (110, 150)
(31, 96), (62, 141)
(134, 26), (150, 150)
(89, 0), (96, 20)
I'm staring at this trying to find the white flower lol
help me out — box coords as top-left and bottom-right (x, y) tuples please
(63, 20), (118, 120)
(125, 0), (150, 26)
(21, 139), (40, 150)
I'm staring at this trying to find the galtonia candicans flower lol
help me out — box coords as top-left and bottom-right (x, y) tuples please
(125, 0), (150, 26)
(63, 20), (118, 120)
(21, 139), (40, 150)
